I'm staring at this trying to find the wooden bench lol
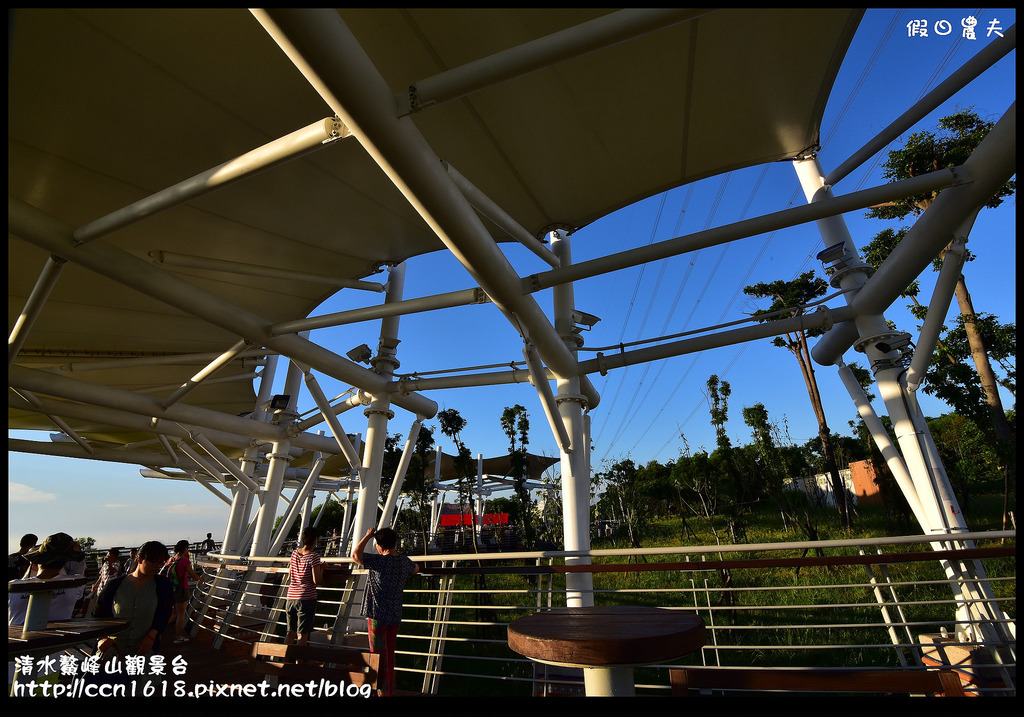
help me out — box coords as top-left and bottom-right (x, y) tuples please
(250, 641), (378, 689)
(669, 666), (966, 697)
(9, 618), (129, 659)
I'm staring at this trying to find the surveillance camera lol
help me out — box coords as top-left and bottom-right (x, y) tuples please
(345, 344), (373, 364)
(571, 310), (601, 328)
(816, 242), (849, 265)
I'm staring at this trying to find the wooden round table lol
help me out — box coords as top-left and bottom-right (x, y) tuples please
(508, 605), (706, 696)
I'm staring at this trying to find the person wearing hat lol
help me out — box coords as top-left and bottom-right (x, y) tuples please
(8, 532), (85, 626)
(8, 533), (85, 688)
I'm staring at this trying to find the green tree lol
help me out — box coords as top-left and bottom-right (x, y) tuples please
(594, 458), (653, 550)
(500, 404), (534, 547)
(742, 402), (821, 542)
(379, 432), (404, 507)
(741, 275), (853, 528)
(864, 109), (1015, 526)
(403, 424), (438, 551)
(928, 412), (1001, 513)
(671, 438), (715, 541)
(438, 408), (478, 551)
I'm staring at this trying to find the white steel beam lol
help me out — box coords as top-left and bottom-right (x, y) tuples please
(51, 348), (269, 375)
(8, 198), (438, 419)
(526, 169), (958, 293)
(9, 363), (340, 454)
(379, 418), (424, 530)
(444, 163), (560, 268)
(273, 287), (489, 335)
(151, 250), (384, 292)
(8, 254), (66, 365)
(161, 339), (251, 409)
(398, 9), (712, 115)
(905, 232), (970, 392)
(825, 24), (1015, 187)
(523, 342), (572, 452)
(811, 103), (1016, 366)
(303, 370), (364, 474)
(73, 116), (350, 244)
(251, 9), (585, 383)
(189, 429), (264, 493)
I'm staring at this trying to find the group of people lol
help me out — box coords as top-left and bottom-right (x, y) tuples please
(284, 525), (419, 697)
(8, 533), (208, 664)
(11, 526), (421, 697)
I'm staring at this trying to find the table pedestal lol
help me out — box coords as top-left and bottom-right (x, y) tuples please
(584, 665), (635, 696)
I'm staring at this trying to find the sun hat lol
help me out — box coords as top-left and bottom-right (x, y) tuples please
(24, 532), (81, 566)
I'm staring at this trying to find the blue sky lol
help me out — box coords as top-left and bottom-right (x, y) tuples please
(9, 9), (1016, 551)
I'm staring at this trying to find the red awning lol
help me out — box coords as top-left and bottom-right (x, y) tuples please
(439, 513), (508, 526)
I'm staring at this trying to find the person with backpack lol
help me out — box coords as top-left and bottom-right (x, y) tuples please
(161, 539), (205, 644)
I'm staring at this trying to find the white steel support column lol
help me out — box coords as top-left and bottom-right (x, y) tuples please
(835, 361), (928, 528)
(353, 263), (405, 541)
(269, 454), (324, 555)
(250, 439), (292, 557)
(475, 454), (485, 546)
(429, 447), (443, 547)
(793, 155), (954, 534)
(794, 154), (1014, 654)
(550, 232), (593, 608)
(379, 417), (423, 529)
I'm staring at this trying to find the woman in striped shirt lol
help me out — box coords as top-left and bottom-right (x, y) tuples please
(284, 526), (323, 647)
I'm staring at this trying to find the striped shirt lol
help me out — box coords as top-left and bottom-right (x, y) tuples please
(286, 548), (321, 601)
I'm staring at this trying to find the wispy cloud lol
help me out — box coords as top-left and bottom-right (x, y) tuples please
(9, 482), (57, 503)
(164, 503), (219, 516)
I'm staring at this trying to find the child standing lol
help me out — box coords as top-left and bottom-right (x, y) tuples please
(285, 526), (323, 647)
(351, 527), (419, 696)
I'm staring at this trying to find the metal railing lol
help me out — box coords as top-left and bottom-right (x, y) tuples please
(187, 530), (1015, 697)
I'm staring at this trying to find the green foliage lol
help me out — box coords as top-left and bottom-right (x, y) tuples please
(743, 271), (830, 348)
(500, 404), (534, 546)
(927, 412), (1002, 510)
(378, 431), (403, 506)
(403, 424), (438, 549)
(594, 458), (658, 549)
(75, 536), (96, 551)
(438, 408), (478, 547)
(865, 110), (1014, 220)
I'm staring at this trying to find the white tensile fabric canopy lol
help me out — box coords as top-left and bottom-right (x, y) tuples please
(9, 8), (862, 462)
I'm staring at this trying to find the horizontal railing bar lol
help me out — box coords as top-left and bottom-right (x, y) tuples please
(421, 545), (1014, 574)
(206, 529), (1015, 564)
(189, 532), (1015, 697)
